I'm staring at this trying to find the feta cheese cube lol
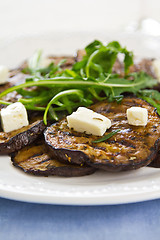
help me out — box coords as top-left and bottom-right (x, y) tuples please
(67, 107), (111, 136)
(0, 65), (9, 84)
(152, 59), (160, 82)
(1, 102), (29, 132)
(127, 107), (148, 126)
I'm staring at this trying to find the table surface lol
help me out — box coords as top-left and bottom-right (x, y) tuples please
(0, 197), (160, 240)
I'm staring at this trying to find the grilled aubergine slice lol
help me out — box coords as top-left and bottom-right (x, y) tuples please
(0, 56), (75, 153)
(44, 97), (160, 172)
(11, 141), (96, 177)
(0, 120), (46, 154)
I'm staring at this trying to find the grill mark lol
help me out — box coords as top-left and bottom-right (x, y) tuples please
(16, 152), (45, 164)
(29, 153), (44, 158)
(40, 157), (52, 164)
(44, 96), (160, 171)
(107, 138), (136, 149)
(117, 140), (136, 148)
(91, 145), (106, 151)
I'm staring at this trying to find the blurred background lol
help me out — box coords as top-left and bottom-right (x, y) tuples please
(0, 0), (160, 67)
(0, 0), (160, 38)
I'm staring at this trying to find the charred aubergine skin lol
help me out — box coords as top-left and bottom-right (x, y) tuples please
(149, 150), (160, 168)
(0, 120), (46, 154)
(11, 141), (96, 177)
(44, 97), (160, 172)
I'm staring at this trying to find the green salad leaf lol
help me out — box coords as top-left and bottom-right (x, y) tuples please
(73, 40), (134, 77)
(0, 40), (158, 124)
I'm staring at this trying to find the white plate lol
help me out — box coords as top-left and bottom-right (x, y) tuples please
(0, 31), (160, 205)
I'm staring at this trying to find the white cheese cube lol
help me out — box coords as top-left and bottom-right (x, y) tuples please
(1, 102), (29, 132)
(67, 107), (111, 136)
(0, 65), (9, 84)
(152, 59), (160, 82)
(127, 107), (148, 126)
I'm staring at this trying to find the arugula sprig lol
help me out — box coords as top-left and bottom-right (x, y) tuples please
(0, 40), (158, 124)
(0, 73), (156, 97)
(73, 40), (133, 78)
(0, 72), (157, 121)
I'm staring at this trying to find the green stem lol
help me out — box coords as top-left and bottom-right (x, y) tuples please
(43, 89), (83, 124)
(92, 129), (121, 143)
(0, 100), (11, 106)
(86, 50), (99, 77)
(0, 77), (154, 98)
(25, 105), (46, 111)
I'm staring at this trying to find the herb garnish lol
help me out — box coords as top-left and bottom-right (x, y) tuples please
(0, 40), (158, 124)
(138, 89), (160, 115)
(92, 129), (121, 143)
